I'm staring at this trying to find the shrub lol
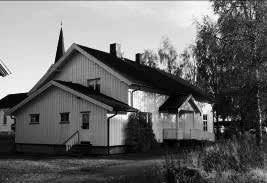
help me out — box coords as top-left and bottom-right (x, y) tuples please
(201, 134), (264, 173)
(124, 112), (157, 152)
(164, 153), (208, 183)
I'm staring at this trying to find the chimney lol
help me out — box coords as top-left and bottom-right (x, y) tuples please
(110, 43), (122, 58)
(135, 53), (142, 64)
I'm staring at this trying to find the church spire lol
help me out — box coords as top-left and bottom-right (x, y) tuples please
(54, 22), (65, 63)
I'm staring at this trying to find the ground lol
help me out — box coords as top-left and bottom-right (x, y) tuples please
(0, 151), (166, 183)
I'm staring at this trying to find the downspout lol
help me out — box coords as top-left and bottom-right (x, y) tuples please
(107, 111), (117, 155)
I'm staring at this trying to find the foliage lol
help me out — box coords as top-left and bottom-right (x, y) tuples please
(201, 134), (264, 173)
(124, 112), (157, 152)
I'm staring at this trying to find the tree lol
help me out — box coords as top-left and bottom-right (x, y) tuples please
(179, 46), (197, 84)
(140, 49), (158, 68)
(158, 37), (180, 75)
(192, 0), (267, 145)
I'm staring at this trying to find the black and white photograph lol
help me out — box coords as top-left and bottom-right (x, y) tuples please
(0, 0), (267, 182)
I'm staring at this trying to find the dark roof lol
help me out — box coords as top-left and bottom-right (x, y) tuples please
(54, 80), (137, 112)
(0, 93), (28, 109)
(159, 94), (201, 113)
(159, 94), (189, 113)
(54, 27), (65, 63)
(76, 44), (212, 102)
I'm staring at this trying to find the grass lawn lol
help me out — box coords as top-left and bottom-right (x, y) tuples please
(0, 151), (166, 183)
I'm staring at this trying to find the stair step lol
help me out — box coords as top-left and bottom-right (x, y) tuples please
(67, 142), (92, 155)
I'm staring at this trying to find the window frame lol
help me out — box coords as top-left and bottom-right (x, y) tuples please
(29, 114), (40, 124)
(60, 112), (70, 124)
(81, 111), (90, 129)
(203, 114), (208, 131)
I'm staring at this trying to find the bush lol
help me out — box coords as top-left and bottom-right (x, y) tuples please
(201, 134), (264, 173)
(164, 153), (208, 183)
(125, 112), (157, 152)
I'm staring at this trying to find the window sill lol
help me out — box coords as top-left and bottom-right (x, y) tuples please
(29, 122), (40, 125)
(59, 121), (70, 124)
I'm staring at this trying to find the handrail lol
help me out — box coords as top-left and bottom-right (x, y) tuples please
(63, 130), (79, 145)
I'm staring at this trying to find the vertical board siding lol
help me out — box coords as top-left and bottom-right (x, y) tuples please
(15, 87), (107, 146)
(55, 52), (128, 103)
(109, 114), (129, 146)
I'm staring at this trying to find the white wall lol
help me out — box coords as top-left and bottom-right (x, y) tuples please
(109, 113), (129, 146)
(0, 109), (13, 132)
(15, 86), (108, 146)
(132, 90), (214, 142)
(132, 91), (176, 142)
(55, 51), (129, 103)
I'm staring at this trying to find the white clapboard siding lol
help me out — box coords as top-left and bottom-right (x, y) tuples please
(132, 91), (176, 142)
(15, 86), (108, 146)
(54, 51), (128, 103)
(132, 90), (214, 142)
(109, 113), (129, 146)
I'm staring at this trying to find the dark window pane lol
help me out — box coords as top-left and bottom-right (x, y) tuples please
(30, 114), (39, 123)
(60, 113), (69, 122)
(81, 112), (90, 129)
(3, 115), (7, 124)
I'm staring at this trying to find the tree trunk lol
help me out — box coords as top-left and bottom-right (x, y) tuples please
(256, 69), (263, 146)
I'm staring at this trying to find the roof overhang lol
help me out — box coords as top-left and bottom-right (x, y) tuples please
(8, 80), (114, 115)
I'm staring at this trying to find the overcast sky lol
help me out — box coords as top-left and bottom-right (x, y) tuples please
(0, 1), (214, 98)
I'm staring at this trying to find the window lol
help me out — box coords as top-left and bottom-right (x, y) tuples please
(60, 112), (70, 123)
(87, 78), (100, 92)
(81, 112), (90, 129)
(30, 114), (40, 124)
(3, 115), (7, 125)
(203, 114), (208, 131)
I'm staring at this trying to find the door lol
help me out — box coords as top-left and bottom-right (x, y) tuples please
(180, 111), (194, 139)
(80, 112), (91, 142)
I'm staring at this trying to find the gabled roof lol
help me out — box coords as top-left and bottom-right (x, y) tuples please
(76, 44), (211, 102)
(159, 94), (201, 114)
(0, 93), (28, 109)
(8, 80), (137, 114)
(29, 43), (212, 102)
(54, 80), (137, 112)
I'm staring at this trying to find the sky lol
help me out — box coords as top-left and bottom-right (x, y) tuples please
(0, 1), (214, 99)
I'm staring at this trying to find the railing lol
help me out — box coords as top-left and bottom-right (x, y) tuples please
(63, 130), (80, 151)
(163, 128), (215, 141)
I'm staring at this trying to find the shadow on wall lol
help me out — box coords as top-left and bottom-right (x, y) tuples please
(0, 132), (15, 154)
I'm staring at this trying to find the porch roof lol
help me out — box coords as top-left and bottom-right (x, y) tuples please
(54, 80), (138, 112)
(159, 94), (201, 114)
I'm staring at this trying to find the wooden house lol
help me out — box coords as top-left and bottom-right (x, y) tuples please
(7, 28), (214, 154)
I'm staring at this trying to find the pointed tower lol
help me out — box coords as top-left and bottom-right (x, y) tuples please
(54, 24), (65, 63)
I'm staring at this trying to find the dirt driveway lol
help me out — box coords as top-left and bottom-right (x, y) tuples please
(0, 152), (167, 183)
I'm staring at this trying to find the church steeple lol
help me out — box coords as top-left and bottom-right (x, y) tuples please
(54, 23), (65, 63)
